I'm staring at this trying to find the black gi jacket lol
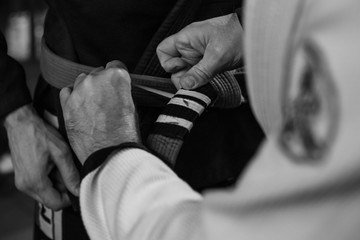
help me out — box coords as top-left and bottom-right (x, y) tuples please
(1, 1), (263, 240)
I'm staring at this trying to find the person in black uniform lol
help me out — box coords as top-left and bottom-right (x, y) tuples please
(0, 0), (264, 239)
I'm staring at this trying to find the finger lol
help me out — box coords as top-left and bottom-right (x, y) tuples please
(179, 51), (219, 89)
(59, 87), (72, 109)
(74, 72), (88, 89)
(106, 60), (128, 71)
(37, 177), (71, 210)
(49, 142), (80, 196)
(157, 35), (182, 72)
(163, 57), (189, 74)
(49, 168), (68, 193)
(171, 69), (189, 90)
(106, 60), (131, 85)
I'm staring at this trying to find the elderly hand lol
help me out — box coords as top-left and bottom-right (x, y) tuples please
(59, 61), (140, 164)
(4, 105), (80, 210)
(157, 13), (244, 90)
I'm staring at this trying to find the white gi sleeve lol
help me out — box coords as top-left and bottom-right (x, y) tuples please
(79, 0), (360, 239)
(80, 148), (204, 240)
(80, 137), (360, 240)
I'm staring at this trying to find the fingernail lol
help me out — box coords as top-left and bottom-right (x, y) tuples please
(182, 76), (196, 89)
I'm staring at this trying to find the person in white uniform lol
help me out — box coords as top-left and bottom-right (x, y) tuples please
(59, 0), (360, 239)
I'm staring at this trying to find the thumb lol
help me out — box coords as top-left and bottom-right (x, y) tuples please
(59, 87), (72, 109)
(179, 52), (220, 89)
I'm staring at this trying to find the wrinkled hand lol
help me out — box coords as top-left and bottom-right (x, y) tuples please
(4, 105), (80, 210)
(60, 61), (140, 165)
(157, 13), (244, 90)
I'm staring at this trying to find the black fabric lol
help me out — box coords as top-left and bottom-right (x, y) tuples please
(134, 0), (203, 75)
(194, 83), (218, 102)
(61, 208), (88, 240)
(33, 205), (89, 240)
(37, 0), (258, 194)
(33, 224), (52, 240)
(151, 85), (217, 140)
(81, 142), (147, 180)
(33, 81), (88, 239)
(0, 0), (245, 121)
(44, 0), (177, 71)
(175, 102), (264, 190)
(0, 31), (32, 121)
(172, 94), (208, 107)
(1, 1), (263, 240)
(235, 7), (244, 27)
(37, 0), (260, 194)
(161, 104), (200, 122)
(153, 122), (189, 140)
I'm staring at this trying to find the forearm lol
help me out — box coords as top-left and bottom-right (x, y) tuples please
(80, 148), (203, 240)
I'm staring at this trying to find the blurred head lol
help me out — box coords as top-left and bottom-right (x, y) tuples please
(245, 0), (360, 162)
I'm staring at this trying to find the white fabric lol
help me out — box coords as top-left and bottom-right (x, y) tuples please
(156, 115), (193, 130)
(245, 0), (303, 135)
(80, 0), (360, 239)
(80, 149), (203, 240)
(81, 139), (360, 240)
(176, 89), (211, 106)
(168, 97), (205, 114)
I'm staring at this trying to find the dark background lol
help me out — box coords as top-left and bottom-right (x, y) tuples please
(1, 1), (47, 239)
(0, 0), (46, 156)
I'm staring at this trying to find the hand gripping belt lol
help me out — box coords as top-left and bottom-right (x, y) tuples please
(40, 40), (244, 166)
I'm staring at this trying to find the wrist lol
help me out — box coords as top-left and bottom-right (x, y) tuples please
(81, 142), (148, 179)
(79, 115), (141, 163)
(110, 113), (141, 146)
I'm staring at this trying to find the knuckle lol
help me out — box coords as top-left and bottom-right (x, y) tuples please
(171, 76), (181, 89)
(59, 88), (66, 99)
(54, 150), (66, 162)
(156, 44), (163, 55)
(107, 67), (119, 77)
(108, 60), (127, 70)
(176, 32), (189, 45)
(53, 145), (72, 162)
(108, 68), (130, 84)
(60, 150), (72, 162)
(162, 62), (172, 72)
(82, 77), (94, 89)
(211, 46), (223, 60)
(14, 177), (28, 192)
(193, 64), (212, 80)
(184, 22), (197, 30)
(113, 68), (128, 78)
(32, 181), (46, 194)
(15, 175), (42, 194)
(56, 138), (69, 150)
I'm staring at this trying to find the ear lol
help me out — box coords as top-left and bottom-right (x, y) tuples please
(279, 40), (339, 162)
